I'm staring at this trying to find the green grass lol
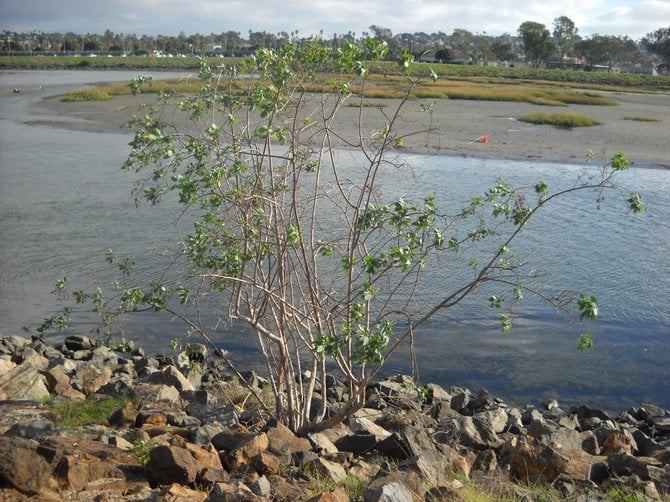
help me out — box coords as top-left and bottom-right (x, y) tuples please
(624, 115), (661, 122)
(518, 111), (601, 127)
(61, 88), (111, 101)
(51, 396), (131, 427)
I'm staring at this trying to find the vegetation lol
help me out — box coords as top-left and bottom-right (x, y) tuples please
(518, 21), (555, 69)
(131, 439), (154, 468)
(624, 115), (661, 122)
(518, 111), (601, 127)
(51, 396), (130, 427)
(40, 39), (643, 434)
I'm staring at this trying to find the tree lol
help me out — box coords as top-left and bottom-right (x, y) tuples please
(642, 26), (670, 63)
(43, 40), (643, 434)
(518, 21), (555, 68)
(491, 40), (515, 63)
(576, 35), (640, 72)
(448, 28), (475, 55)
(553, 16), (578, 67)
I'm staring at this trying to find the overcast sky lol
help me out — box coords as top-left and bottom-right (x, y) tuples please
(1, 0), (668, 40)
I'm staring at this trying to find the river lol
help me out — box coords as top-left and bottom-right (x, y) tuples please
(1, 70), (668, 412)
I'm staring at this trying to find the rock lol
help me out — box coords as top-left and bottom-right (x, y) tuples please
(602, 430), (637, 455)
(250, 474), (272, 498)
(0, 361), (50, 401)
(132, 383), (181, 404)
(157, 483), (208, 501)
(224, 432), (269, 473)
(334, 433), (378, 455)
(149, 444), (200, 486)
(607, 452), (652, 479)
(509, 441), (568, 484)
(348, 414), (392, 441)
(308, 486), (350, 502)
(265, 422), (312, 462)
(46, 436), (142, 491)
(309, 457), (347, 484)
(0, 358), (16, 377)
(78, 362), (113, 396)
(108, 400), (140, 427)
(425, 382), (452, 403)
(438, 415), (501, 450)
(4, 419), (55, 440)
(64, 335), (93, 352)
(0, 436), (62, 494)
(377, 426), (468, 486)
(17, 347), (49, 371)
(308, 431), (339, 455)
(364, 481), (413, 502)
(145, 365), (195, 391)
(589, 462), (610, 484)
(180, 439), (223, 471)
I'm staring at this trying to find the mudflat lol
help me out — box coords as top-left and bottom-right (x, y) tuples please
(30, 88), (670, 169)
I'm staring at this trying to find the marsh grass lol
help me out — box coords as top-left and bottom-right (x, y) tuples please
(61, 72), (618, 108)
(624, 115), (661, 122)
(60, 88), (111, 101)
(52, 396), (131, 427)
(518, 111), (601, 127)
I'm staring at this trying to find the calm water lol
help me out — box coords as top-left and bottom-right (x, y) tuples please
(1, 71), (668, 412)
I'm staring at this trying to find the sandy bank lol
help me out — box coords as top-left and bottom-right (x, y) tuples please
(29, 88), (670, 169)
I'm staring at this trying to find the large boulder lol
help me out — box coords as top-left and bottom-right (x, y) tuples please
(0, 362), (50, 401)
(0, 436), (62, 494)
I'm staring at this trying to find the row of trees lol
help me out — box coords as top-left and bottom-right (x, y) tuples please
(2, 22), (669, 70)
(517, 18), (668, 72)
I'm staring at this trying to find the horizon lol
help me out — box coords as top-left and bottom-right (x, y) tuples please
(1, 0), (669, 41)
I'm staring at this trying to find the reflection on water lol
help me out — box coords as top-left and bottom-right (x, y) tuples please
(1, 71), (668, 412)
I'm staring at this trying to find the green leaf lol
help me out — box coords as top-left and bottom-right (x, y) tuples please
(578, 294), (598, 320)
(627, 192), (645, 213)
(577, 333), (595, 351)
(610, 151), (630, 171)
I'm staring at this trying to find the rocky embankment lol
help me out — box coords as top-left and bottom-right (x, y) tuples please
(0, 333), (668, 501)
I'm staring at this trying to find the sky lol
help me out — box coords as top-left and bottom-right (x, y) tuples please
(1, 0), (669, 41)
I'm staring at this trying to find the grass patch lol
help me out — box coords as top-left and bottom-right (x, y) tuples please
(51, 396), (131, 427)
(518, 111), (600, 127)
(61, 88), (111, 101)
(624, 115), (661, 122)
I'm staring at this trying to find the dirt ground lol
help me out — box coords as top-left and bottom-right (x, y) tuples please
(28, 87), (670, 169)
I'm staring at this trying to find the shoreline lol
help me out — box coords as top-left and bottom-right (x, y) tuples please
(27, 88), (670, 170)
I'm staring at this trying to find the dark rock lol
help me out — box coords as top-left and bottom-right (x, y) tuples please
(450, 389), (473, 413)
(607, 452), (652, 479)
(64, 335), (93, 352)
(0, 436), (62, 494)
(335, 432), (378, 455)
(265, 422), (312, 462)
(4, 419), (55, 440)
(377, 426), (468, 486)
(588, 462), (610, 484)
(509, 441), (568, 484)
(108, 400), (139, 427)
(145, 365), (195, 391)
(46, 436), (141, 491)
(573, 405), (612, 421)
(149, 444), (200, 486)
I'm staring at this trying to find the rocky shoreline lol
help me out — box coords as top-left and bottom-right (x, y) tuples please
(1, 333), (669, 501)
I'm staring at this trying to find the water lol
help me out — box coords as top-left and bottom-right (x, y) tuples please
(1, 71), (668, 413)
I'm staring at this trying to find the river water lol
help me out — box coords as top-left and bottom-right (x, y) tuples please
(1, 70), (668, 412)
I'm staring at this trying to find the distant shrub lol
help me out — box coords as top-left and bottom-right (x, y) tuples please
(519, 111), (601, 127)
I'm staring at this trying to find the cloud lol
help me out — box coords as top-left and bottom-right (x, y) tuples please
(1, 0), (668, 40)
